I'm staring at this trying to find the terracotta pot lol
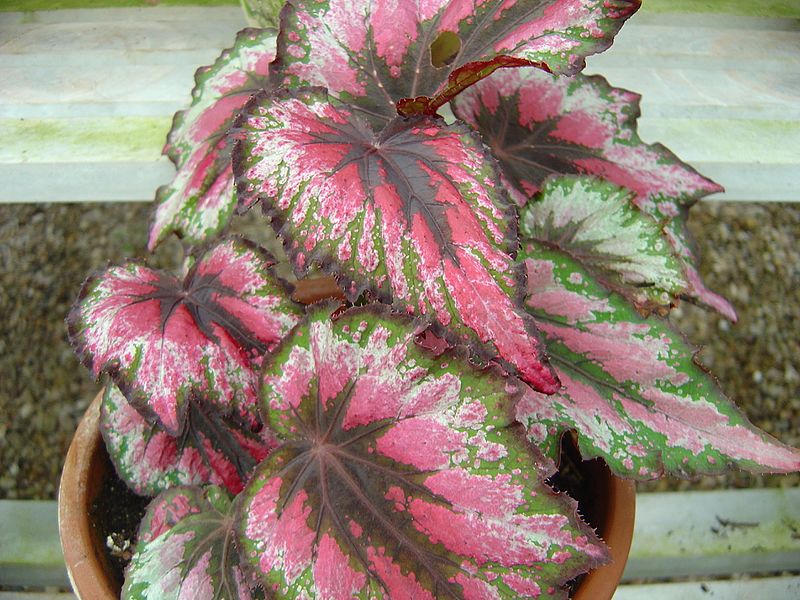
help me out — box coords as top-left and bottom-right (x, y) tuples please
(59, 390), (120, 599)
(59, 276), (635, 599)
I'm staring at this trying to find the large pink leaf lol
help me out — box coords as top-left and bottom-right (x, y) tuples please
(452, 68), (735, 319)
(124, 485), (264, 599)
(101, 384), (277, 496)
(515, 243), (800, 479)
(233, 87), (558, 393)
(520, 176), (688, 313)
(149, 29), (276, 250)
(237, 306), (607, 599)
(68, 238), (303, 434)
(276, 0), (640, 122)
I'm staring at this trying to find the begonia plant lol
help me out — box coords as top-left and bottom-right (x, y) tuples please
(67, 1), (800, 598)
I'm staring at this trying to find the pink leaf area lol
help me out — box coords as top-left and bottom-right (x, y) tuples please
(520, 176), (688, 313)
(68, 238), (302, 434)
(516, 244), (800, 479)
(452, 68), (734, 318)
(276, 0), (640, 122)
(124, 485), (263, 599)
(233, 88), (558, 393)
(149, 29), (277, 249)
(101, 384), (277, 496)
(237, 306), (607, 599)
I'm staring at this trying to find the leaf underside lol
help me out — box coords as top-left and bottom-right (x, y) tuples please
(149, 28), (276, 250)
(123, 485), (264, 600)
(451, 68), (734, 319)
(520, 176), (688, 314)
(238, 306), (607, 599)
(233, 87), (558, 393)
(275, 0), (640, 124)
(101, 384), (277, 496)
(68, 238), (303, 434)
(515, 243), (800, 479)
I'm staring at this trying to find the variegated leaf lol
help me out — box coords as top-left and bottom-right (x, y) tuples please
(276, 0), (640, 123)
(124, 485), (264, 600)
(234, 88), (559, 393)
(515, 243), (800, 479)
(101, 384), (277, 496)
(149, 29), (276, 250)
(520, 176), (687, 312)
(237, 306), (607, 599)
(68, 238), (303, 434)
(451, 68), (734, 319)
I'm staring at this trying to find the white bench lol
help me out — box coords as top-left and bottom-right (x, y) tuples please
(1, 2), (798, 597)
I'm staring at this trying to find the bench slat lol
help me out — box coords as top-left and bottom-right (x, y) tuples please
(623, 487), (800, 581)
(614, 575), (800, 600)
(0, 501), (69, 588)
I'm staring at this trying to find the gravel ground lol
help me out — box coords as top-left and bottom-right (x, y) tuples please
(0, 201), (798, 499)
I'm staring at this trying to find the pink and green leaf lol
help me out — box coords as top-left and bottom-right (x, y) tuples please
(451, 68), (734, 319)
(520, 176), (688, 313)
(233, 87), (559, 393)
(101, 384), (277, 496)
(149, 29), (276, 250)
(515, 243), (800, 479)
(276, 0), (640, 122)
(237, 306), (607, 599)
(68, 238), (303, 434)
(124, 485), (264, 600)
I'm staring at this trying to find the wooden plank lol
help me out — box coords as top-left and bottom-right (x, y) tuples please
(0, 117), (169, 163)
(0, 161), (173, 203)
(0, 6), (242, 25)
(582, 65), (800, 120)
(0, 594), (75, 600)
(3, 17), (797, 67)
(5, 160), (798, 204)
(4, 116), (796, 167)
(0, 501), (69, 588)
(614, 576), (800, 600)
(0, 20), (244, 58)
(623, 487), (800, 580)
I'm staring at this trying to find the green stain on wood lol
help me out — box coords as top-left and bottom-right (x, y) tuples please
(641, 0), (800, 18)
(0, 117), (171, 163)
(0, 0), (237, 12)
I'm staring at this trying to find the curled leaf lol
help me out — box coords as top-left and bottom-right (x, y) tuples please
(520, 176), (688, 313)
(68, 238), (303, 433)
(124, 486), (263, 600)
(101, 384), (277, 496)
(237, 306), (606, 599)
(150, 29), (276, 249)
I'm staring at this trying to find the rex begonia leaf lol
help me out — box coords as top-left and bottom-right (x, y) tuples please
(515, 243), (800, 479)
(124, 485), (264, 600)
(520, 176), (687, 313)
(237, 306), (607, 599)
(275, 0), (640, 123)
(451, 68), (734, 319)
(68, 238), (303, 434)
(101, 384), (277, 496)
(233, 87), (559, 393)
(149, 29), (276, 250)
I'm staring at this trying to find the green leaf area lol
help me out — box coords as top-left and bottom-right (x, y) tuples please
(517, 242), (800, 479)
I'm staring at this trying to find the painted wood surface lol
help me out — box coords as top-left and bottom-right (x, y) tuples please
(3, 487), (798, 590)
(1, 6), (799, 203)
